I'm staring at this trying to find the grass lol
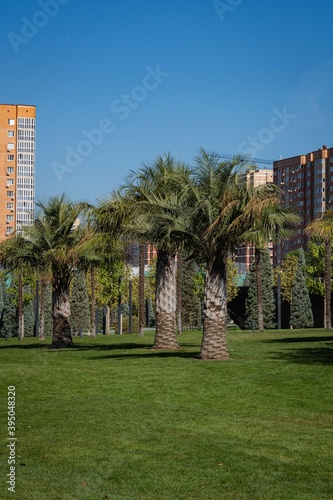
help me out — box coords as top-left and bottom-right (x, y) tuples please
(0, 328), (333, 499)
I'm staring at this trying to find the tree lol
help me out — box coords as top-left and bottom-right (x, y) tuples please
(186, 149), (293, 358)
(305, 210), (333, 329)
(138, 243), (145, 336)
(289, 250), (313, 329)
(123, 154), (192, 349)
(240, 194), (298, 332)
(245, 249), (276, 329)
(21, 194), (96, 347)
(181, 259), (201, 328)
(176, 252), (183, 334)
(70, 269), (91, 334)
(278, 251), (299, 305)
(24, 295), (35, 337)
(0, 236), (35, 340)
(226, 256), (239, 303)
(305, 241), (326, 296)
(42, 282), (53, 337)
(1, 281), (18, 338)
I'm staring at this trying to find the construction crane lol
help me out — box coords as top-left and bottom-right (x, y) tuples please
(220, 154), (273, 165)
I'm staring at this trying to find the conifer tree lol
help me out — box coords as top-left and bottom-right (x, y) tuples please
(43, 282), (53, 336)
(181, 260), (201, 328)
(70, 270), (91, 334)
(290, 250), (313, 329)
(24, 300), (35, 337)
(245, 249), (276, 329)
(2, 284), (18, 338)
(0, 276), (5, 332)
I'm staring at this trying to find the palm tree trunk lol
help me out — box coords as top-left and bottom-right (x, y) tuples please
(18, 272), (24, 340)
(324, 238), (332, 329)
(39, 277), (46, 340)
(200, 260), (228, 360)
(255, 248), (264, 333)
(90, 266), (96, 337)
(138, 243), (145, 337)
(176, 252), (183, 335)
(52, 279), (73, 347)
(153, 249), (179, 349)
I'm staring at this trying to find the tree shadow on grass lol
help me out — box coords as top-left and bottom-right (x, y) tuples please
(263, 336), (333, 344)
(269, 347), (333, 365)
(89, 350), (198, 361)
(0, 341), (200, 359)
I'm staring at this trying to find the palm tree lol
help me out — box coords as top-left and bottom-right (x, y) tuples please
(22, 195), (95, 347)
(187, 149), (297, 358)
(186, 150), (244, 359)
(123, 154), (192, 349)
(0, 235), (35, 340)
(305, 210), (333, 329)
(240, 192), (299, 332)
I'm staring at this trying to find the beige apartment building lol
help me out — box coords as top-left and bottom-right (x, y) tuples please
(273, 145), (333, 265)
(235, 167), (274, 273)
(0, 104), (36, 240)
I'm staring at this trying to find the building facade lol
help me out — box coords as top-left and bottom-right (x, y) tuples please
(273, 145), (333, 265)
(0, 104), (36, 240)
(126, 243), (157, 267)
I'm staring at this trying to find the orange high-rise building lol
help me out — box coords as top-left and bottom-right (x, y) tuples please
(0, 104), (36, 240)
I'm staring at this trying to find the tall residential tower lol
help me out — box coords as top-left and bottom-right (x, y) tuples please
(0, 104), (36, 239)
(273, 145), (333, 265)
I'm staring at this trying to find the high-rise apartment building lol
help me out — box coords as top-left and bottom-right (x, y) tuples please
(0, 104), (36, 240)
(235, 166), (274, 273)
(273, 145), (333, 265)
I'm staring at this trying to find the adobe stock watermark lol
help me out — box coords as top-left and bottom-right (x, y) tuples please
(52, 65), (169, 182)
(7, 0), (71, 54)
(238, 106), (296, 158)
(213, 0), (245, 22)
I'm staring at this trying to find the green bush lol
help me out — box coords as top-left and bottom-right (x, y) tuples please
(114, 316), (139, 334)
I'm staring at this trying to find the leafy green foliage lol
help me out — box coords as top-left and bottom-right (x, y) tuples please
(278, 250), (299, 304)
(114, 316), (139, 334)
(226, 256), (239, 302)
(305, 241), (326, 296)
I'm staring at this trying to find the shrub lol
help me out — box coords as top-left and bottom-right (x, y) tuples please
(114, 316), (139, 334)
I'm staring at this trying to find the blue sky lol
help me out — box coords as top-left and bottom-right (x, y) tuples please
(1, 0), (333, 204)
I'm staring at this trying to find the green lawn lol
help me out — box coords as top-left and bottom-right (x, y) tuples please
(1, 329), (333, 499)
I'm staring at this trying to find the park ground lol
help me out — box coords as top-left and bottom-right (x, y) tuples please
(0, 328), (332, 499)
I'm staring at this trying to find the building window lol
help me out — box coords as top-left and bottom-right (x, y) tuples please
(7, 191), (14, 198)
(7, 131), (15, 137)
(7, 203), (14, 210)
(6, 167), (14, 174)
(7, 155), (14, 161)
(6, 227), (14, 235)
(7, 143), (14, 150)
(6, 179), (14, 186)
(6, 215), (14, 222)
(8, 119), (15, 125)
